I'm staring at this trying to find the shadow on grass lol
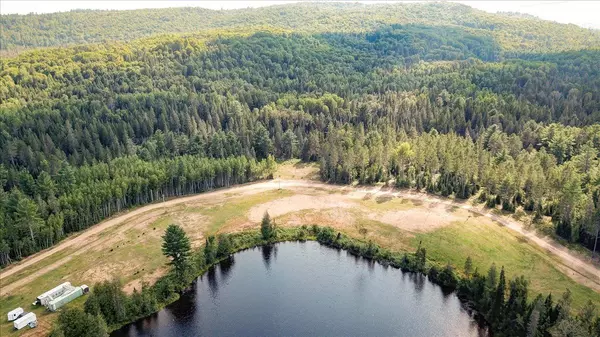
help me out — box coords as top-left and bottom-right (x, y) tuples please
(375, 195), (393, 204)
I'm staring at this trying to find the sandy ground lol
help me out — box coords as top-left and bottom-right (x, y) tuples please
(1, 179), (599, 296)
(371, 208), (461, 232)
(248, 194), (355, 222)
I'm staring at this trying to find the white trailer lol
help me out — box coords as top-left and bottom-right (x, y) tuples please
(13, 312), (36, 330)
(48, 285), (88, 311)
(36, 282), (73, 306)
(7, 307), (24, 321)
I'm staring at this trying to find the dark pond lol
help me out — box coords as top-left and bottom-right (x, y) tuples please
(112, 241), (488, 337)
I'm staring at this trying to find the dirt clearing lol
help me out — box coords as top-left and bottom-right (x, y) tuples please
(371, 208), (461, 233)
(1, 179), (599, 337)
(248, 194), (356, 222)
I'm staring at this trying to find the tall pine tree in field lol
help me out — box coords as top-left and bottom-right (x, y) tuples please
(162, 224), (191, 275)
(261, 211), (276, 240)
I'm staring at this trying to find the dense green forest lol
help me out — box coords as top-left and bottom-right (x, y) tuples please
(2, 3), (600, 54)
(0, 3), (599, 276)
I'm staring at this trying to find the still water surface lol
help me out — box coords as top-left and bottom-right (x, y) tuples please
(112, 241), (488, 337)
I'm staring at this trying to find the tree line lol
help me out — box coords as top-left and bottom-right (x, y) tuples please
(3, 2), (600, 53)
(316, 226), (600, 336)
(48, 223), (600, 337)
(320, 124), (599, 251)
(0, 155), (275, 265)
(1, 26), (599, 266)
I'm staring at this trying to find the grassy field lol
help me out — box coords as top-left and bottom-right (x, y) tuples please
(1, 161), (598, 336)
(413, 220), (599, 309)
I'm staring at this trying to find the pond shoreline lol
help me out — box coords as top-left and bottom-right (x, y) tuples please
(107, 226), (491, 336)
(111, 239), (489, 336)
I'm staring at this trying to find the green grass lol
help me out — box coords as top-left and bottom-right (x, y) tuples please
(413, 219), (600, 309)
(193, 189), (294, 233)
(2, 185), (598, 336)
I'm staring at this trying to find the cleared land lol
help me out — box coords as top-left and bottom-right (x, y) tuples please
(1, 163), (599, 336)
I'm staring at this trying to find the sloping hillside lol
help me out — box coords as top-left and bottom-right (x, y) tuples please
(2, 2), (599, 53)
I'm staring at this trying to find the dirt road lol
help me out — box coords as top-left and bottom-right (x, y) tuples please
(1, 179), (598, 292)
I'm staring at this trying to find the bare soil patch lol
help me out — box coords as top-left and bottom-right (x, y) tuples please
(281, 208), (357, 230)
(248, 194), (355, 222)
(82, 262), (136, 285)
(371, 208), (461, 233)
(123, 267), (169, 295)
(1, 179), (598, 305)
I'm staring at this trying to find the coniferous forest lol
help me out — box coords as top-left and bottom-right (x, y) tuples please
(0, 2), (599, 277)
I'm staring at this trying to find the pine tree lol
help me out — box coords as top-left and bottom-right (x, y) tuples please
(161, 224), (191, 274)
(464, 256), (473, 278)
(261, 211), (276, 240)
(489, 266), (506, 328)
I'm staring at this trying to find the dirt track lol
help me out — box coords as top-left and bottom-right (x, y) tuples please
(1, 179), (599, 293)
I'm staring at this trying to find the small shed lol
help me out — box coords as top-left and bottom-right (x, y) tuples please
(7, 307), (24, 321)
(13, 312), (36, 330)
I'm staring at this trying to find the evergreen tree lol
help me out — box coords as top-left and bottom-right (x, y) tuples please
(161, 224), (191, 275)
(204, 235), (217, 265)
(490, 266), (506, 328)
(51, 307), (108, 337)
(464, 256), (473, 278)
(261, 211), (276, 240)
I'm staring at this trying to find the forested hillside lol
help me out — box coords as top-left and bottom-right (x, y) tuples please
(0, 3), (599, 275)
(2, 2), (600, 54)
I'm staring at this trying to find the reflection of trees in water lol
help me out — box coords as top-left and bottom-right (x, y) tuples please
(354, 272), (366, 294)
(207, 266), (219, 298)
(409, 272), (425, 295)
(366, 258), (375, 272)
(440, 285), (453, 302)
(169, 281), (198, 323)
(219, 255), (235, 284)
(120, 311), (160, 336)
(352, 253), (360, 265)
(261, 244), (277, 270)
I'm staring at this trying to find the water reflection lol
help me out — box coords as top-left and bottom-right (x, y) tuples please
(112, 242), (489, 337)
(410, 272), (425, 296)
(169, 282), (197, 323)
(206, 265), (218, 298)
(219, 255), (235, 284)
(261, 244), (277, 269)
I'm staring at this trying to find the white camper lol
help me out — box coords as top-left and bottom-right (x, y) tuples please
(7, 307), (24, 321)
(48, 285), (89, 311)
(36, 282), (73, 306)
(13, 312), (36, 330)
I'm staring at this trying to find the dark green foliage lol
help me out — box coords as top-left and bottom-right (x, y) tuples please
(260, 212), (276, 241)
(0, 1), (599, 268)
(0, 155), (274, 266)
(315, 226), (337, 245)
(464, 256), (473, 277)
(50, 307), (108, 337)
(437, 264), (458, 289)
(84, 280), (160, 330)
(162, 224), (191, 275)
(204, 235), (217, 265)
(84, 280), (130, 325)
(216, 234), (233, 258)
(427, 265), (439, 282)
(127, 286), (158, 319)
(414, 245), (426, 272)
